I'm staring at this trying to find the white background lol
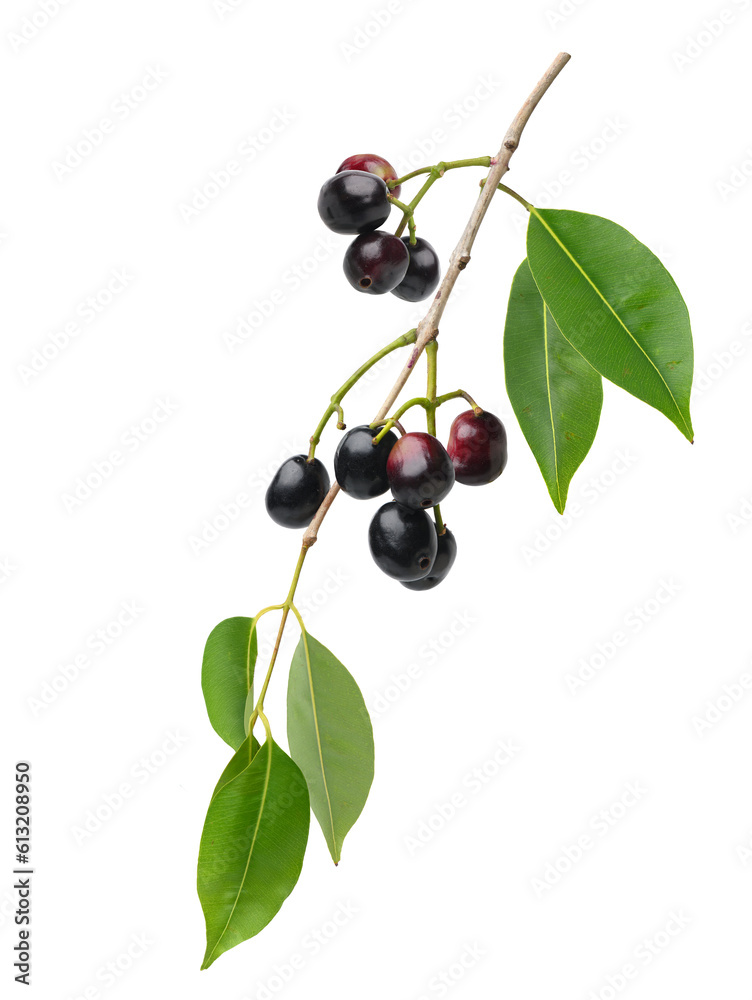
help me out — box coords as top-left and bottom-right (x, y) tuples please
(3, 0), (751, 997)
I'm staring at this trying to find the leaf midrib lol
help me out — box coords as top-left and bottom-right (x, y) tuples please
(529, 207), (692, 439)
(542, 301), (563, 511)
(299, 633), (338, 861)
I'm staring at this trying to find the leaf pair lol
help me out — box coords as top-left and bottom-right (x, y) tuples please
(504, 209), (694, 512)
(199, 618), (374, 967)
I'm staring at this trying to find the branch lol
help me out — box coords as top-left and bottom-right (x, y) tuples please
(303, 52), (571, 549)
(303, 480), (341, 545)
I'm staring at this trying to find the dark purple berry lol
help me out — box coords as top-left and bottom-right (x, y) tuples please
(386, 431), (455, 509)
(447, 410), (508, 486)
(334, 424), (398, 499)
(265, 455), (330, 528)
(343, 231), (409, 295)
(368, 501), (438, 582)
(337, 154), (401, 199)
(391, 236), (441, 302)
(317, 171), (390, 235)
(402, 526), (457, 591)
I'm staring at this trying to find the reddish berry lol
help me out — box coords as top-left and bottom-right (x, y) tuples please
(447, 410), (508, 486)
(386, 431), (455, 509)
(337, 154), (401, 199)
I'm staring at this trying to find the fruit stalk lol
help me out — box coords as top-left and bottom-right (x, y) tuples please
(388, 156), (494, 189)
(308, 329), (417, 460)
(302, 50), (571, 549)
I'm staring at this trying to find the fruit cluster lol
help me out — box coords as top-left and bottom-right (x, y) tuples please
(266, 410), (507, 590)
(263, 151), (510, 589)
(317, 154), (441, 301)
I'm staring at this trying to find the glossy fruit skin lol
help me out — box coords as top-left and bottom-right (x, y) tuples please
(368, 502), (438, 582)
(402, 526), (457, 591)
(265, 455), (330, 528)
(447, 410), (508, 486)
(343, 231), (409, 295)
(387, 431), (455, 509)
(391, 236), (441, 302)
(336, 154), (401, 199)
(317, 171), (390, 235)
(334, 424), (398, 499)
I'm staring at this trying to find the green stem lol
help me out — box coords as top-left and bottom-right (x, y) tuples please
(393, 395), (430, 422)
(371, 387), (481, 445)
(388, 194), (413, 215)
(284, 545), (308, 603)
(252, 603), (285, 621)
(308, 329), (417, 460)
(389, 194), (416, 242)
(496, 182), (533, 212)
(258, 710), (272, 743)
(426, 341), (438, 435)
(371, 416), (407, 436)
(371, 396), (430, 443)
(434, 388), (482, 411)
(433, 504), (445, 535)
(247, 545), (308, 738)
(388, 156), (492, 189)
(392, 158), (494, 240)
(288, 603), (307, 634)
(396, 175), (436, 240)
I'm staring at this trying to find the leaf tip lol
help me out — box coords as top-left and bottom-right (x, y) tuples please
(548, 489), (566, 515)
(200, 940), (219, 970)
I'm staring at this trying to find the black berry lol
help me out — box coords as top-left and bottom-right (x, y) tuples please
(334, 424), (398, 499)
(386, 431), (455, 509)
(402, 526), (457, 591)
(343, 231), (409, 294)
(447, 410), (508, 485)
(265, 455), (330, 529)
(391, 236), (441, 302)
(317, 171), (390, 235)
(368, 501), (438, 581)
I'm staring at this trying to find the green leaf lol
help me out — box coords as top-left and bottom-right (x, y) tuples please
(526, 208), (694, 441)
(198, 736), (309, 969)
(202, 617), (257, 750)
(287, 632), (374, 864)
(504, 259), (603, 513)
(210, 735), (261, 802)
